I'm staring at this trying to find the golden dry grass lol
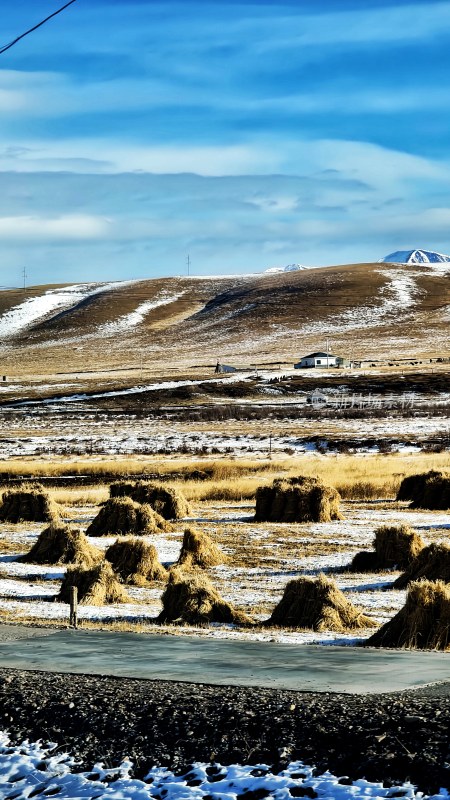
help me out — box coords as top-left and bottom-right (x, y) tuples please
(59, 561), (130, 605)
(0, 452), (449, 503)
(158, 568), (253, 625)
(366, 580), (450, 650)
(267, 573), (376, 632)
(176, 526), (226, 569)
(105, 537), (167, 586)
(21, 524), (102, 567)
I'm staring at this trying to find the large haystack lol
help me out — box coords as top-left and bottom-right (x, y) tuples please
(86, 497), (170, 537)
(105, 537), (167, 586)
(394, 543), (450, 589)
(396, 470), (450, 510)
(158, 568), (252, 625)
(366, 580), (450, 650)
(0, 484), (59, 523)
(267, 573), (376, 632)
(255, 476), (342, 523)
(350, 524), (425, 572)
(176, 526), (226, 569)
(58, 560), (130, 605)
(21, 524), (102, 567)
(110, 480), (190, 519)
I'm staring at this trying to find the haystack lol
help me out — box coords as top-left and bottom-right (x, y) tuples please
(0, 484), (59, 523)
(396, 470), (450, 510)
(110, 480), (190, 519)
(266, 573), (376, 632)
(366, 580), (450, 650)
(350, 525), (425, 572)
(394, 543), (450, 589)
(86, 497), (170, 537)
(105, 537), (167, 586)
(21, 524), (102, 567)
(58, 560), (130, 605)
(176, 526), (226, 569)
(157, 568), (252, 625)
(254, 476), (342, 523)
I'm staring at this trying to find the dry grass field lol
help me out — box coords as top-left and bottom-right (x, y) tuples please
(0, 453), (449, 644)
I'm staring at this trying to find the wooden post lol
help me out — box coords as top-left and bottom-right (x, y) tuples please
(69, 586), (78, 629)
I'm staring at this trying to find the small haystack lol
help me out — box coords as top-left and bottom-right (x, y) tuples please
(396, 470), (450, 510)
(176, 526), (226, 569)
(110, 480), (190, 519)
(21, 524), (102, 567)
(366, 580), (450, 650)
(86, 497), (170, 537)
(255, 476), (342, 523)
(157, 568), (252, 625)
(394, 543), (450, 589)
(0, 484), (59, 523)
(58, 560), (130, 605)
(350, 524), (425, 572)
(266, 573), (376, 632)
(105, 537), (167, 586)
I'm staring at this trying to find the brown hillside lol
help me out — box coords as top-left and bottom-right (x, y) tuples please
(1, 263), (449, 377)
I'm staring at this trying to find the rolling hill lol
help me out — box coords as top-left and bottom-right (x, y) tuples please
(0, 260), (449, 379)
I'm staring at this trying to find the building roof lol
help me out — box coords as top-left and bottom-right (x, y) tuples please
(302, 352), (335, 359)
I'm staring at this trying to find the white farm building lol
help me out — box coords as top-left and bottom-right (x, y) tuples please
(294, 352), (341, 369)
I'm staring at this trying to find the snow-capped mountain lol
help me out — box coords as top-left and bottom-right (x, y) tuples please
(380, 249), (450, 264)
(265, 263), (312, 273)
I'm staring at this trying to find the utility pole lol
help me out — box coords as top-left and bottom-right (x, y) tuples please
(22, 266), (27, 292)
(186, 254), (190, 276)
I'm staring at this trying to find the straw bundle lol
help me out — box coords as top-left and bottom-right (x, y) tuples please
(366, 580), (450, 650)
(394, 543), (450, 589)
(255, 476), (342, 523)
(86, 497), (170, 536)
(0, 484), (59, 523)
(397, 470), (450, 509)
(21, 524), (101, 567)
(110, 480), (190, 519)
(157, 568), (252, 625)
(176, 526), (226, 569)
(58, 560), (130, 605)
(105, 537), (167, 586)
(267, 573), (376, 632)
(350, 524), (425, 572)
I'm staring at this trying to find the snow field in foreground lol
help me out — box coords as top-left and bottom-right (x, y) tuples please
(0, 503), (448, 641)
(0, 732), (447, 800)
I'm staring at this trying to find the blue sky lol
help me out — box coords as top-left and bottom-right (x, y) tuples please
(1, 0), (450, 285)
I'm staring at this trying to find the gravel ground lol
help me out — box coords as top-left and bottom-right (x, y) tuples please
(0, 668), (449, 794)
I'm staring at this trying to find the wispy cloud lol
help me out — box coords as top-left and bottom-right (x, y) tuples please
(0, 0), (450, 281)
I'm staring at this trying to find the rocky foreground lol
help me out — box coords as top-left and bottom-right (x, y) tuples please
(0, 668), (449, 793)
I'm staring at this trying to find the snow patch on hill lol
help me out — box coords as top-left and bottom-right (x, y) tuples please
(0, 281), (138, 340)
(98, 292), (185, 335)
(300, 269), (420, 335)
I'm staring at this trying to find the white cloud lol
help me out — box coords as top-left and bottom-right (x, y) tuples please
(0, 215), (110, 241)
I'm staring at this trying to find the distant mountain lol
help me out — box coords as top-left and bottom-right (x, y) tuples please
(265, 263), (312, 273)
(381, 249), (450, 264)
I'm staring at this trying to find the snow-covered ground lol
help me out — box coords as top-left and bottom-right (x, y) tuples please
(0, 502), (449, 642)
(0, 281), (139, 340)
(299, 269), (422, 336)
(0, 411), (447, 459)
(97, 292), (185, 336)
(1, 733), (443, 800)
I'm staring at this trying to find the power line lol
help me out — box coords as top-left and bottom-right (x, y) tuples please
(0, 0), (77, 55)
